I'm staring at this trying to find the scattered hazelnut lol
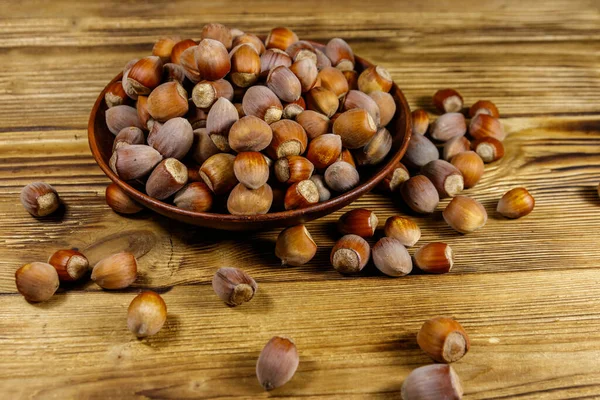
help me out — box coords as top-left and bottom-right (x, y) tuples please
(384, 216), (421, 247)
(15, 262), (60, 302)
(212, 267), (257, 306)
(469, 114), (506, 141)
(127, 291), (167, 338)
(105, 183), (143, 214)
(275, 225), (318, 266)
(372, 237), (412, 277)
(443, 196), (487, 234)
(469, 100), (500, 118)
(417, 317), (470, 363)
(337, 208), (378, 238)
(256, 336), (299, 391)
(433, 88), (464, 114)
(173, 182), (213, 212)
(91, 252), (138, 290)
(401, 364), (463, 400)
(414, 242), (454, 274)
(450, 151), (484, 189)
(430, 113), (467, 142)
(400, 175), (440, 214)
(472, 137), (505, 163)
(420, 160), (464, 198)
(378, 161), (409, 193)
(497, 187), (535, 218)
(330, 234), (370, 274)
(402, 133), (439, 169)
(48, 249), (89, 282)
(442, 136), (471, 161)
(324, 161), (360, 193)
(20, 182), (60, 217)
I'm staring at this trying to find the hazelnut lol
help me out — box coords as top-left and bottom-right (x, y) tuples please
(136, 96), (151, 129)
(146, 81), (189, 122)
(284, 180), (319, 210)
(179, 45), (202, 83)
(369, 91), (396, 127)
(442, 136), (471, 161)
(357, 65), (393, 94)
(195, 38), (231, 80)
(384, 216), (421, 247)
(91, 252), (137, 290)
(173, 182), (214, 212)
(148, 117), (194, 160)
(290, 58), (319, 93)
(227, 183), (273, 215)
(212, 267), (258, 306)
(339, 148), (357, 168)
(305, 87), (339, 118)
(260, 48), (292, 77)
(378, 161), (409, 193)
(267, 65), (302, 103)
(170, 39), (196, 64)
(469, 100), (500, 118)
(354, 127), (393, 166)
(306, 133), (342, 170)
(315, 48), (332, 70)
(230, 43), (261, 87)
(105, 183), (143, 214)
(113, 126), (145, 151)
(324, 161), (360, 193)
(242, 86), (283, 124)
(15, 262), (59, 302)
(420, 160), (464, 198)
(343, 90), (381, 127)
(469, 114), (506, 141)
(127, 291), (167, 338)
(332, 108), (377, 149)
(206, 97), (239, 151)
(275, 225), (318, 266)
(126, 56), (163, 96)
(265, 27), (299, 51)
(20, 182), (60, 217)
(256, 336), (299, 391)
(191, 79), (234, 109)
(497, 187), (535, 219)
(286, 40), (317, 63)
(325, 38), (355, 71)
(472, 137), (505, 163)
(152, 36), (181, 62)
(414, 242), (454, 274)
(450, 151), (484, 189)
(443, 196), (487, 233)
(282, 97), (306, 120)
(401, 132), (439, 169)
(233, 33), (266, 55)
(411, 109), (429, 135)
(234, 151), (270, 189)
(330, 234), (370, 274)
(104, 81), (130, 108)
(433, 88), (464, 114)
(372, 237), (412, 277)
(105, 105), (144, 135)
(317, 66), (349, 99)
(338, 208), (378, 238)
(309, 174), (331, 202)
(228, 115), (273, 153)
(430, 113), (467, 142)
(146, 158), (188, 200)
(401, 364), (463, 400)
(191, 127), (220, 165)
(266, 119), (308, 159)
(342, 70), (358, 90)
(47, 249), (89, 282)
(401, 175), (440, 214)
(417, 317), (470, 363)
(296, 110), (330, 140)
(200, 153), (238, 195)
(274, 156), (314, 185)
(201, 23), (233, 49)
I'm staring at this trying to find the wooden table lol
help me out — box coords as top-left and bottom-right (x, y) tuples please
(1, 1), (599, 398)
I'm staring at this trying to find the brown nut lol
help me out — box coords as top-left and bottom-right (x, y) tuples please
(212, 267), (257, 306)
(369, 91), (396, 127)
(417, 317), (469, 363)
(421, 159), (464, 198)
(372, 237), (412, 277)
(162, 61), (186, 84)
(201, 23), (233, 49)
(191, 79), (234, 109)
(233, 33), (266, 55)
(411, 109), (430, 135)
(170, 39), (197, 64)
(290, 58), (319, 93)
(384, 216), (421, 247)
(105, 183), (143, 214)
(469, 100), (500, 118)
(105, 81), (130, 108)
(401, 364), (463, 400)
(282, 96), (306, 120)
(191, 128), (220, 165)
(401, 132), (439, 169)
(317, 67), (349, 99)
(296, 110), (330, 140)
(400, 175), (440, 214)
(338, 208), (378, 238)
(266, 119), (308, 159)
(173, 182), (213, 212)
(333, 108), (377, 149)
(472, 137), (505, 163)
(127, 291), (167, 338)
(343, 90), (381, 127)
(206, 97), (239, 151)
(275, 224), (318, 266)
(450, 151), (484, 189)
(433, 88), (464, 114)
(315, 48), (332, 70)
(228, 115), (273, 152)
(256, 336), (299, 391)
(146, 81), (189, 122)
(265, 27), (299, 51)
(196, 38), (231, 80)
(354, 127), (392, 166)
(497, 187), (535, 219)
(309, 174), (331, 202)
(430, 113), (467, 142)
(242, 86), (283, 124)
(443, 196), (487, 233)
(106, 105), (144, 135)
(227, 183), (273, 215)
(284, 180), (319, 210)
(378, 161), (409, 193)
(267, 65), (302, 102)
(443, 136), (471, 161)
(15, 262), (59, 302)
(230, 43), (261, 87)
(152, 36), (181, 62)
(146, 158), (188, 200)
(200, 153), (238, 195)
(110, 145), (163, 181)
(286, 40), (317, 63)
(305, 86), (339, 118)
(342, 70), (358, 90)
(179, 45), (202, 83)
(469, 114), (506, 141)
(148, 117), (194, 160)
(274, 155), (314, 184)
(325, 38), (355, 71)
(113, 126), (145, 150)
(260, 48), (292, 77)
(91, 252), (137, 290)
(20, 182), (60, 217)
(357, 65), (393, 94)
(330, 234), (370, 274)
(125, 56), (163, 96)
(234, 151), (270, 189)
(414, 242), (455, 274)
(306, 133), (342, 170)
(324, 161), (360, 193)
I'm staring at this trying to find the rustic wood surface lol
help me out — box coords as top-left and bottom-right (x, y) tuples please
(1, 1), (600, 398)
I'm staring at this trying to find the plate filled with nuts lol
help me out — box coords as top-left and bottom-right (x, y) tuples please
(88, 24), (411, 230)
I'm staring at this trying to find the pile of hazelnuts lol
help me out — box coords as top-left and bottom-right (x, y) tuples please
(104, 24), (398, 216)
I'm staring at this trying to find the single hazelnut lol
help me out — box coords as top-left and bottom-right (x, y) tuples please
(472, 137), (505, 163)
(357, 65), (393, 94)
(275, 225), (318, 266)
(212, 267), (258, 306)
(148, 117), (194, 160)
(433, 88), (464, 114)
(105, 183), (144, 214)
(195, 38), (231, 80)
(48, 249), (89, 282)
(417, 317), (470, 363)
(450, 151), (484, 189)
(332, 108), (377, 149)
(230, 43), (261, 87)
(104, 81), (130, 108)
(146, 158), (188, 200)
(469, 100), (500, 118)
(274, 156), (314, 185)
(469, 114), (506, 141)
(15, 262), (59, 302)
(173, 182), (214, 212)
(378, 161), (409, 193)
(342, 70), (358, 90)
(296, 110), (330, 140)
(286, 40), (317, 63)
(233, 33), (266, 55)
(343, 90), (381, 127)
(401, 364), (463, 400)
(290, 58), (319, 93)
(315, 48), (332, 70)
(242, 86), (283, 124)
(191, 79), (234, 109)
(125, 56), (163, 96)
(256, 336), (299, 391)
(91, 252), (137, 290)
(497, 187), (535, 219)
(317, 66), (349, 99)
(411, 109), (429, 135)
(324, 161), (360, 193)
(199, 153), (238, 195)
(305, 87), (339, 118)
(443, 136), (471, 161)
(152, 36), (181, 62)
(284, 180), (319, 210)
(206, 97), (239, 151)
(227, 183), (273, 215)
(354, 127), (393, 166)
(201, 23), (233, 49)
(325, 38), (355, 71)
(234, 151), (270, 189)
(330, 234), (370, 274)
(443, 196), (488, 233)
(260, 48), (292, 77)
(228, 115), (273, 153)
(414, 242), (454, 274)
(266, 119), (308, 159)
(401, 132), (439, 169)
(369, 91), (396, 127)
(306, 133), (342, 170)
(338, 208), (378, 238)
(146, 81), (189, 122)
(401, 175), (440, 214)
(282, 97), (306, 120)
(430, 113), (467, 142)
(372, 237), (413, 277)
(267, 65), (302, 103)
(20, 182), (60, 217)
(170, 39), (197, 64)
(113, 126), (145, 150)
(179, 45), (202, 83)
(105, 105), (144, 135)
(265, 27), (299, 51)
(384, 216), (421, 247)
(421, 160), (464, 198)
(127, 291), (167, 338)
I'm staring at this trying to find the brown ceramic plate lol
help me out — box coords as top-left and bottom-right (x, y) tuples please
(88, 41), (412, 230)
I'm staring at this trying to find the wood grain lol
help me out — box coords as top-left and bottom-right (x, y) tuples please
(1, 0), (600, 398)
